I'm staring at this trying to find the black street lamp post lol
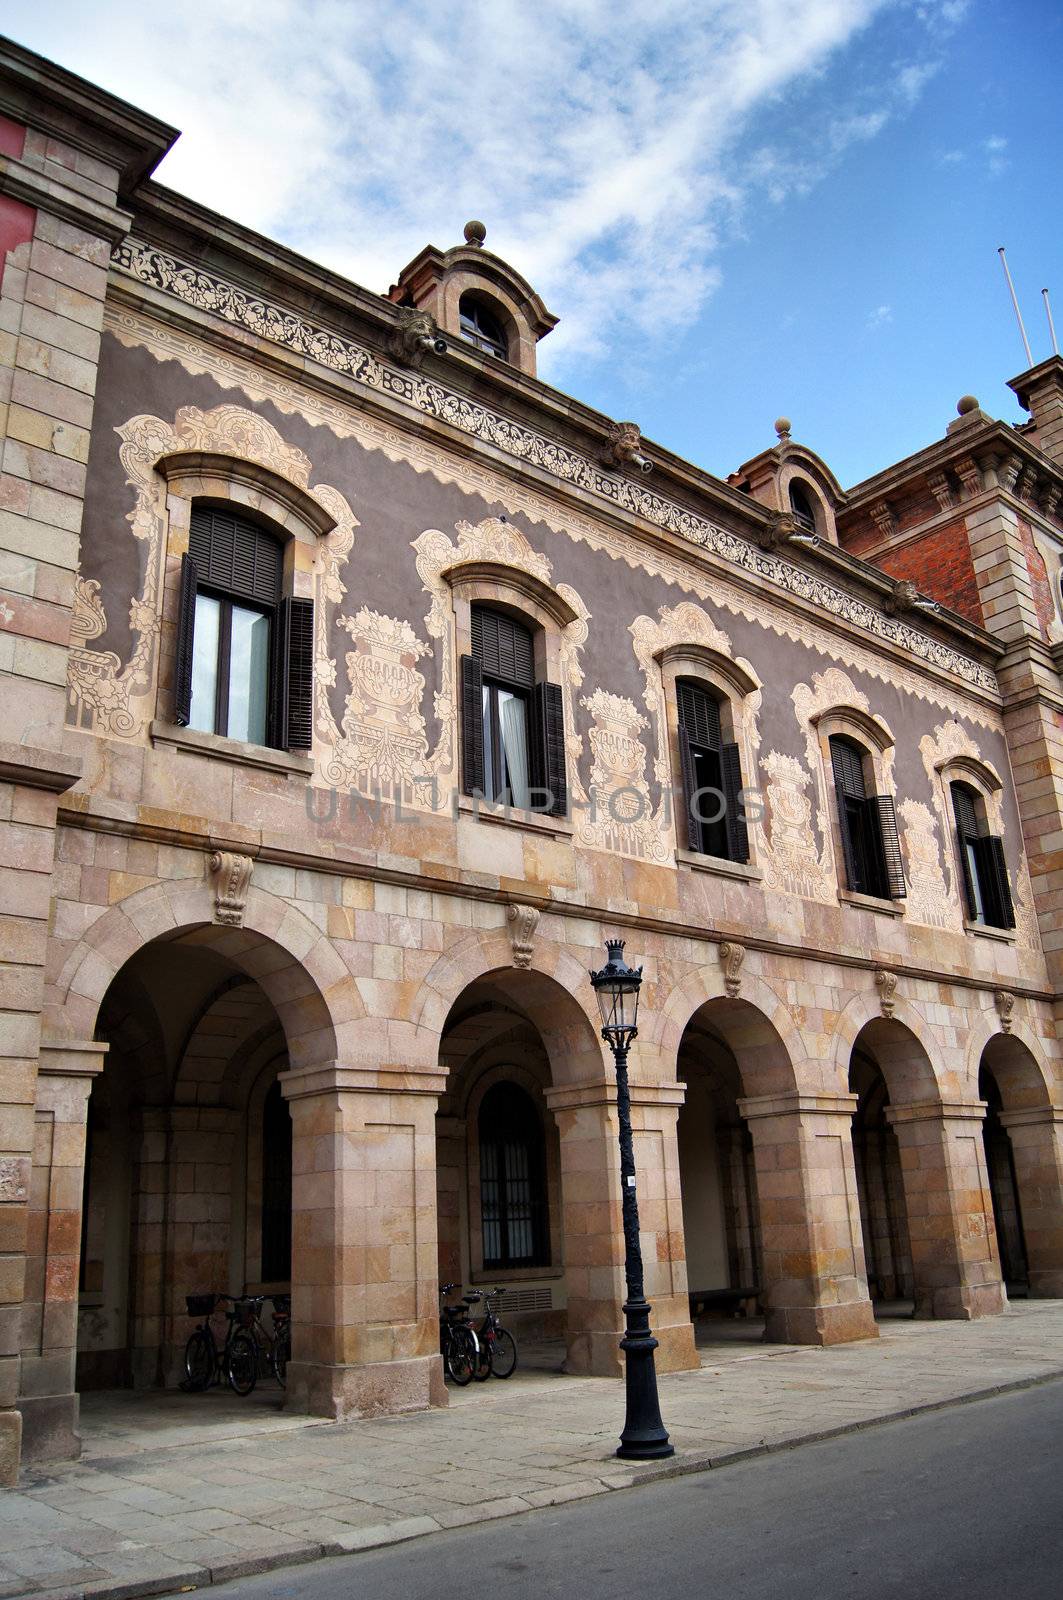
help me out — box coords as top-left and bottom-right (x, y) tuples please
(589, 938), (674, 1461)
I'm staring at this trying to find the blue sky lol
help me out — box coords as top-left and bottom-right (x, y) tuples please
(5, 0), (1060, 487)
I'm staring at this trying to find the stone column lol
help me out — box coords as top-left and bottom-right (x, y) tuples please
(18, 1040), (105, 1465)
(738, 1092), (877, 1345)
(282, 1065), (445, 1420)
(546, 1080), (697, 1377)
(998, 1107), (1063, 1297)
(886, 1102), (1005, 1319)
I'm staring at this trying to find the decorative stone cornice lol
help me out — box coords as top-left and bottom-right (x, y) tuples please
(208, 850), (254, 927)
(111, 239), (997, 693)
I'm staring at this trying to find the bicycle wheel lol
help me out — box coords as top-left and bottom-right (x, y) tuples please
(489, 1328), (517, 1378)
(473, 1328), (492, 1382)
(445, 1326), (476, 1386)
(183, 1329), (214, 1391)
(270, 1326), (290, 1389)
(227, 1329), (258, 1396)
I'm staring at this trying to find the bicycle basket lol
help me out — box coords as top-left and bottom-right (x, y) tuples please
(186, 1294), (217, 1317)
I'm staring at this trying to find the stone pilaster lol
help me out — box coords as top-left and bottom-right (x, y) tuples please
(282, 1065), (445, 1420)
(885, 1102), (1005, 1319)
(545, 1078), (697, 1378)
(17, 1040), (105, 1465)
(998, 1106), (1063, 1296)
(738, 1091), (877, 1346)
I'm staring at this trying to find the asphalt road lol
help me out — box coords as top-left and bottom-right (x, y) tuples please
(216, 1378), (1063, 1600)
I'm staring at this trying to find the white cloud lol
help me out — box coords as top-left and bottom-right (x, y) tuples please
(5, 0), (961, 374)
(866, 304), (893, 329)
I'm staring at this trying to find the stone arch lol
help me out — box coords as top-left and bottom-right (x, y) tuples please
(47, 877), (356, 1069)
(965, 1016), (1056, 1109)
(830, 989), (942, 1101)
(654, 963), (802, 1097)
(411, 927), (608, 1085)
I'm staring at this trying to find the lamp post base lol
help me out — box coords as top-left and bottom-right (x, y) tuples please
(616, 1296), (675, 1461)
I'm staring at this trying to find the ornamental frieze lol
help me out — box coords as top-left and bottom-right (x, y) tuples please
(110, 244), (997, 697)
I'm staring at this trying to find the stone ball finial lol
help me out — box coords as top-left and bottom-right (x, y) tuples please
(775, 416), (792, 440)
(957, 395), (979, 415)
(464, 220), (487, 247)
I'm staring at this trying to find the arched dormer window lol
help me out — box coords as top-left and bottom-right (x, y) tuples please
(789, 480), (818, 532)
(951, 781), (1015, 930)
(479, 1081), (549, 1269)
(459, 295), (508, 361)
(829, 734), (905, 900)
(676, 678), (748, 863)
(175, 505), (314, 752)
(461, 603), (566, 817)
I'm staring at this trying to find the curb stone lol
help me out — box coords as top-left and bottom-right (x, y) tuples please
(13, 1367), (1063, 1600)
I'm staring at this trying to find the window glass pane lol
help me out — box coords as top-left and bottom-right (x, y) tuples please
(498, 689), (531, 808)
(966, 840), (986, 921)
(228, 604), (271, 744)
(189, 593), (221, 734)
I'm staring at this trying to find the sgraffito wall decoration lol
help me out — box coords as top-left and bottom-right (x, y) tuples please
(898, 799), (953, 929)
(576, 688), (668, 863)
(66, 403), (360, 742)
(919, 721), (1040, 950)
(413, 515), (590, 816)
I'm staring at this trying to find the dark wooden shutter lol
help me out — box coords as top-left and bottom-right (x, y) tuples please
(472, 606), (534, 688)
(720, 742), (749, 864)
(951, 785), (981, 919)
(677, 681), (722, 750)
(283, 597), (314, 751)
(174, 553), (198, 726)
(532, 681), (567, 817)
(460, 653), (485, 795)
(830, 740), (861, 891)
(980, 835), (1016, 929)
(677, 722), (701, 852)
(189, 506), (281, 605)
(868, 793), (906, 898)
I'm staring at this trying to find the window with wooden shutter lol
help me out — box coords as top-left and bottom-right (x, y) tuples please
(676, 679), (734, 860)
(175, 505), (309, 753)
(868, 793), (906, 899)
(467, 604), (564, 815)
(950, 782), (1014, 929)
(830, 735), (898, 898)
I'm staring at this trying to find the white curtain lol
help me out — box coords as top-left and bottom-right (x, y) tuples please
(500, 692), (531, 809)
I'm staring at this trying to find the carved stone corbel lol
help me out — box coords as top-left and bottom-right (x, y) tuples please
(1040, 481), (1061, 521)
(998, 454), (1022, 495)
(387, 306), (446, 369)
(994, 989), (1015, 1034)
(208, 851), (254, 927)
(719, 941), (745, 998)
(926, 470), (955, 512)
(507, 903), (540, 968)
(602, 421), (652, 475)
(869, 500), (897, 539)
(954, 456), (985, 499)
(875, 968), (898, 1018)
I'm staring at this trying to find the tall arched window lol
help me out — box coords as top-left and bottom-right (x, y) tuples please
(260, 1078), (292, 1283)
(460, 604), (567, 816)
(951, 781), (1015, 929)
(675, 679), (748, 862)
(479, 1081), (549, 1269)
(175, 505), (314, 752)
(459, 295), (508, 361)
(789, 481), (817, 532)
(829, 734), (905, 899)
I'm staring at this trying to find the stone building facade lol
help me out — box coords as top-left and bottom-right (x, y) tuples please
(2, 37), (1063, 1484)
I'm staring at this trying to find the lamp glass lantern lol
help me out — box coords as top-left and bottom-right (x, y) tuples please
(590, 939), (642, 1049)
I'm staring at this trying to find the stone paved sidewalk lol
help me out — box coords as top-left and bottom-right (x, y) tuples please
(3, 1301), (1063, 1600)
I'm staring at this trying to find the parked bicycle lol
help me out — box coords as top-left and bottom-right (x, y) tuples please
(438, 1283), (482, 1386)
(227, 1294), (291, 1396)
(182, 1293), (239, 1392)
(470, 1286), (518, 1379)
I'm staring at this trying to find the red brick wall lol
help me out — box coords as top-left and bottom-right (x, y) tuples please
(1019, 518), (1055, 640)
(864, 519), (983, 624)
